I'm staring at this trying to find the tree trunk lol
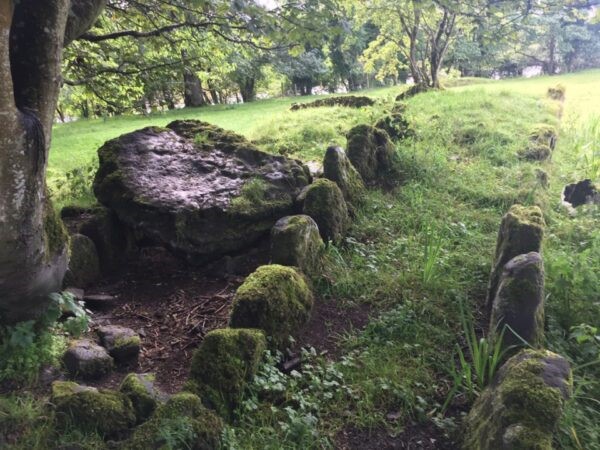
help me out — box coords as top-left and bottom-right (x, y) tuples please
(183, 68), (204, 107)
(239, 77), (256, 103)
(0, 0), (105, 323)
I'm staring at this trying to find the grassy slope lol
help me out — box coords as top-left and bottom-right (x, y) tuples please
(10, 71), (599, 449)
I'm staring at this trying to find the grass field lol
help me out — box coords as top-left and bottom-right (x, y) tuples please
(6, 70), (600, 448)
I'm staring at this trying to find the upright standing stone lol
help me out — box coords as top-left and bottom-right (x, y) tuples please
(490, 252), (545, 349)
(486, 205), (545, 313)
(346, 125), (403, 187)
(463, 349), (572, 450)
(302, 179), (350, 244)
(271, 215), (324, 275)
(323, 146), (366, 211)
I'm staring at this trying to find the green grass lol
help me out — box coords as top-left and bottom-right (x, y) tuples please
(11, 70), (600, 449)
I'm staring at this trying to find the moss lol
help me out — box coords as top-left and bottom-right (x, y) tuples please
(189, 328), (266, 419)
(486, 204), (545, 310)
(547, 84), (566, 101)
(529, 123), (558, 150)
(322, 146), (366, 212)
(229, 265), (314, 349)
(290, 95), (374, 111)
(51, 381), (135, 437)
(271, 215), (324, 276)
(519, 142), (552, 162)
(302, 179), (350, 243)
(463, 350), (572, 450)
(125, 392), (223, 450)
(228, 177), (292, 217)
(346, 124), (403, 187)
(119, 373), (159, 423)
(43, 192), (69, 261)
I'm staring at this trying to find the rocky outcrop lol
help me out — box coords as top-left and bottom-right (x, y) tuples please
(271, 215), (324, 275)
(63, 339), (113, 380)
(290, 95), (374, 111)
(93, 120), (310, 263)
(490, 252), (545, 349)
(346, 125), (403, 187)
(486, 205), (545, 313)
(302, 179), (350, 244)
(229, 265), (313, 349)
(463, 349), (572, 450)
(322, 146), (366, 210)
(188, 328), (266, 419)
(63, 234), (100, 288)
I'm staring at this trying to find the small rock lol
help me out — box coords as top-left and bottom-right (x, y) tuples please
(63, 234), (101, 288)
(83, 293), (116, 309)
(271, 215), (324, 275)
(97, 325), (141, 363)
(120, 373), (166, 422)
(229, 265), (313, 350)
(51, 381), (136, 437)
(305, 160), (323, 178)
(64, 287), (84, 301)
(63, 339), (113, 379)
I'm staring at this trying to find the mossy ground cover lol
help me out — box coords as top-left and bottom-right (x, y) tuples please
(4, 71), (599, 449)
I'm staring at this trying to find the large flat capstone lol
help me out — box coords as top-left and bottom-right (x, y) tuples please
(93, 120), (311, 262)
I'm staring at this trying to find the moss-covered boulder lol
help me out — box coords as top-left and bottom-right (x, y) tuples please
(63, 339), (113, 380)
(463, 349), (572, 450)
(271, 215), (324, 275)
(346, 124), (403, 187)
(63, 233), (101, 288)
(374, 114), (414, 141)
(119, 373), (166, 423)
(547, 85), (566, 102)
(97, 325), (141, 363)
(125, 392), (223, 450)
(302, 179), (350, 244)
(51, 381), (136, 437)
(529, 123), (558, 151)
(93, 120), (310, 264)
(188, 328), (266, 419)
(490, 252), (545, 349)
(322, 146), (366, 211)
(518, 142), (552, 162)
(230, 265), (314, 349)
(486, 205), (545, 313)
(396, 84), (430, 101)
(79, 206), (133, 274)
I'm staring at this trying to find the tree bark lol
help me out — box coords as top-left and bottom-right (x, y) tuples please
(0, 0), (104, 323)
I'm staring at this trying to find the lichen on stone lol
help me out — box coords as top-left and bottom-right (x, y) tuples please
(188, 328), (266, 419)
(229, 265), (314, 349)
